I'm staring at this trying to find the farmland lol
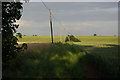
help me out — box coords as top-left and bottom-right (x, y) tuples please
(3, 36), (119, 79)
(18, 36), (118, 44)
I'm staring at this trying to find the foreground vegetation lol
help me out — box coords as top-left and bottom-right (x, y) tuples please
(3, 36), (119, 79)
(18, 36), (119, 78)
(3, 43), (87, 79)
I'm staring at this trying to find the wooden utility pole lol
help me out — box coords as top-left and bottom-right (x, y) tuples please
(64, 27), (66, 42)
(49, 8), (53, 44)
(59, 22), (62, 42)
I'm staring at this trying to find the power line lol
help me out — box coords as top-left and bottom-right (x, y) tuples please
(41, 0), (49, 10)
(41, 0), (67, 41)
(41, 0), (61, 24)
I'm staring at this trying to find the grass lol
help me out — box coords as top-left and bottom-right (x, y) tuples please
(79, 44), (119, 78)
(75, 36), (119, 78)
(3, 43), (87, 79)
(3, 36), (119, 78)
(18, 36), (118, 43)
(19, 36), (119, 78)
(18, 36), (61, 43)
(76, 36), (118, 46)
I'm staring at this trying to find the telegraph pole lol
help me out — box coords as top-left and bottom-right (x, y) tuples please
(64, 27), (66, 42)
(59, 22), (62, 42)
(49, 8), (53, 44)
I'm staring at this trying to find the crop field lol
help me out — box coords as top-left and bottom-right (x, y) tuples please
(3, 36), (119, 79)
(18, 36), (118, 44)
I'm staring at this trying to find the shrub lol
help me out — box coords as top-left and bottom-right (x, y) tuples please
(93, 34), (97, 36)
(3, 42), (87, 79)
(65, 35), (81, 42)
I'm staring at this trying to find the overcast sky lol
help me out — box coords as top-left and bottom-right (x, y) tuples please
(16, 2), (118, 36)
(29, 0), (119, 2)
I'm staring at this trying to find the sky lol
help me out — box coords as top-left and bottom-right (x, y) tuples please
(26, 0), (120, 2)
(1, 0), (120, 2)
(16, 2), (118, 36)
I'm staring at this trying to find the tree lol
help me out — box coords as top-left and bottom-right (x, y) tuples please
(93, 34), (97, 36)
(65, 34), (81, 42)
(2, 2), (27, 62)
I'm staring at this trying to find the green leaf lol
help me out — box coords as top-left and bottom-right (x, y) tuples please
(17, 33), (22, 38)
(22, 43), (28, 50)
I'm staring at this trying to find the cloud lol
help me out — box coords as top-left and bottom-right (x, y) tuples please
(15, 20), (31, 27)
(15, 20), (49, 28)
(16, 2), (118, 36)
(65, 23), (95, 31)
(21, 2), (118, 23)
(64, 21), (118, 36)
(29, 0), (119, 2)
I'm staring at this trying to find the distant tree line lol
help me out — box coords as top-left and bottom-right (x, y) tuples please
(32, 35), (38, 36)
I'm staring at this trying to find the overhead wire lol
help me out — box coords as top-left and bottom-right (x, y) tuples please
(41, 0), (64, 25)
(41, 0), (67, 38)
(41, 0), (49, 10)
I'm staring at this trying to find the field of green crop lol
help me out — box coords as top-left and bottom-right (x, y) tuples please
(3, 36), (119, 79)
(18, 36), (118, 44)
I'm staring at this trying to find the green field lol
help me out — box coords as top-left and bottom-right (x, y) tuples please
(18, 36), (118, 44)
(3, 36), (119, 79)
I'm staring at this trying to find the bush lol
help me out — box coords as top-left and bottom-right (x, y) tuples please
(93, 34), (97, 36)
(3, 42), (87, 79)
(65, 35), (81, 42)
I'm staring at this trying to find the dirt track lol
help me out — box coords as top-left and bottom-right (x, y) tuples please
(18, 42), (51, 44)
(18, 42), (51, 51)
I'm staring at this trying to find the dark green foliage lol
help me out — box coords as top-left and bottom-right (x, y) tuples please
(2, 2), (27, 62)
(22, 43), (28, 50)
(17, 33), (22, 38)
(93, 34), (97, 36)
(32, 35), (38, 36)
(65, 35), (81, 42)
(3, 43), (87, 79)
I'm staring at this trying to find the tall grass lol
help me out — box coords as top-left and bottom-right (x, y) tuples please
(9, 36), (119, 78)
(3, 43), (87, 79)
(78, 44), (119, 78)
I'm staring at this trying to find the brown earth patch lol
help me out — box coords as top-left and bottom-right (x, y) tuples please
(18, 42), (51, 52)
